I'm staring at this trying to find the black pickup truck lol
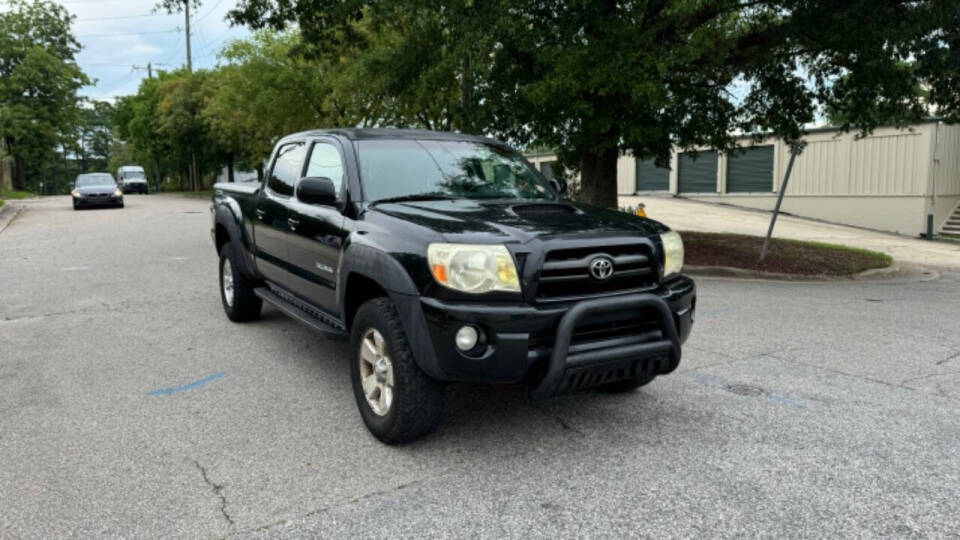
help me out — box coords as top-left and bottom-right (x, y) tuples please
(211, 128), (695, 443)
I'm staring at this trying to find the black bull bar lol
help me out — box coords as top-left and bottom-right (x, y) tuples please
(528, 293), (681, 399)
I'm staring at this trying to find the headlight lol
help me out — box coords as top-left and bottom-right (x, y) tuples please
(660, 230), (684, 277)
(71, 190), (81, 198)
(114, 189), (123, 197)
(427, 243), (520, 294)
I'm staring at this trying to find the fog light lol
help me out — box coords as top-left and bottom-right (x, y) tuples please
(455, 325), (480, 352)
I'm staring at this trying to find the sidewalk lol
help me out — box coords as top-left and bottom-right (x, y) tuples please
(621, 195), (960, 269)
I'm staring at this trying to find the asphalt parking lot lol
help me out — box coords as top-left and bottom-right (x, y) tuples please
(1, 194), (959, 538)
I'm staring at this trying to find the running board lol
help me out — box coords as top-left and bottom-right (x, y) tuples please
(254, 287), (348, 341)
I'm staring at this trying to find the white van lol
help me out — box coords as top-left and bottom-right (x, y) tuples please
(117, 165), (148, 194)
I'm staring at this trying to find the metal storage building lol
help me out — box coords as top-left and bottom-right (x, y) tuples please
(611, 120), (960, 237)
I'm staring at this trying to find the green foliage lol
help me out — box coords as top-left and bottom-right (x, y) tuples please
(0, 0), (90, 191)
(204, 31), (335, 170)
(228, 0), (958, 208)
(72, 100), (116, 173)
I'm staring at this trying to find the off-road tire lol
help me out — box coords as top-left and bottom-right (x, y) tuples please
(350, 297), (444, 444)
(219, 241), (262, 322)
(597, 371), (656, 393)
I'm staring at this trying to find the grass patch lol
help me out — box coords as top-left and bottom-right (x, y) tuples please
(681, 231), (893, 276)
(0, 190), (36, 200)
(0, 199), (4, 208)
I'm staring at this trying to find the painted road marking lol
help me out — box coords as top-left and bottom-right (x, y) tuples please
(149, 372), (227, 396)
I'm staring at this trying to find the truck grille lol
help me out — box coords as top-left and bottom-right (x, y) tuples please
(528, 317), (661, 350)
(535, 244), (657, 300)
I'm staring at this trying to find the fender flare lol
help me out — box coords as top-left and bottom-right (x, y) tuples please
(338, 244), (444, 380)
(337, 244), (419, 300)
(213, 203), (257, 278)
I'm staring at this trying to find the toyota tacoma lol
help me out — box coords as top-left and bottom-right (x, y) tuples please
(211, 129), (695, 443)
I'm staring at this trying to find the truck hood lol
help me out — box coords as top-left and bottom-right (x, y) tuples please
(368, 199), (668, 243)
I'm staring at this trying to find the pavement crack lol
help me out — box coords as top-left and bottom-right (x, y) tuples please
(239, 469), (451, 536)
(192, 459), (234, 528)
(533, 405), (586, 437)
(936, 351), (960, 366)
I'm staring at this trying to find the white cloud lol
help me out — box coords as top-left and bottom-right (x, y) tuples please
(51, 0), (251, 101)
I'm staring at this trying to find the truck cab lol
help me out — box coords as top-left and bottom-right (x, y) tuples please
(211, 128), (695, 443)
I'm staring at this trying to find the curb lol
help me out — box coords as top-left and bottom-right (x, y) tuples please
(683, 263), (939, 283)
(0, 202), (23, 235)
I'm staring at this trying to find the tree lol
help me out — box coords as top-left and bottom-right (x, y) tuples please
(229, 0), (956, 208)
(74, 100), (116, 173)
(0, 0), (90, 191)
(115, 72), (180, 191)
(156, 70), (217, 191)
(203, 31), (349, 179)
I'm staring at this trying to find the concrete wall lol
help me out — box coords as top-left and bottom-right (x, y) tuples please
(683, 194), (929, 236)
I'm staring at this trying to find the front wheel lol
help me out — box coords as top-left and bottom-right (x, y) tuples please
(219, 242), (262, 322)
(350, 297), (444, 444)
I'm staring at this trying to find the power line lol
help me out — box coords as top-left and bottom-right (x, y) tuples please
(77, 13), (172, 21)
(76, 28), (180, 38)
(193, 0), (225, 25)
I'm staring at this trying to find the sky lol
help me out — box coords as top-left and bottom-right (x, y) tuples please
(56, 0), (252, 101)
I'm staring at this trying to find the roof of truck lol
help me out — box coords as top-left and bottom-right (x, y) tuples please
(280, 128), (504, 146)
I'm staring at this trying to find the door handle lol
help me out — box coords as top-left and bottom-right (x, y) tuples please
(287, 217), (300, 230)
(255, 209), (265, 219)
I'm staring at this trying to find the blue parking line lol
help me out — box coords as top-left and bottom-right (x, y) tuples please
(149, 372), (227, 396)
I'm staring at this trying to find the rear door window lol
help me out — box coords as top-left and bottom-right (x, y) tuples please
(268, 142), (307, 196)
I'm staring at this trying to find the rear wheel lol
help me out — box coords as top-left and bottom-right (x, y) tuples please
(350, 297), (444, 444)
(219, 241), (262, 322)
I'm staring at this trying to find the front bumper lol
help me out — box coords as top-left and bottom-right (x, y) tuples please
(74, 195), (122, 206)
(403, 275), (695, 396)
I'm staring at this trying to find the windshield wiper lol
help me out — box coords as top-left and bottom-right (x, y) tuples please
(369, 193), (456, 206)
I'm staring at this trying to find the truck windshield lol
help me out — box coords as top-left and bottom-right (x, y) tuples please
(122, 170), (145, 179)
(357, 139), (554, 202)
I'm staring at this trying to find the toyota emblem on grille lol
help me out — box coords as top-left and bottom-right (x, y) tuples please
(588, 256), (614, 280)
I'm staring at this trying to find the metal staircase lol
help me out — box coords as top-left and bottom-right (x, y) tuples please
(941, 201), (960, 235)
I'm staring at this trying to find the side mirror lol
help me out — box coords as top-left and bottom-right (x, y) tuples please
(297, 177), (337, 206)
(550, 177), (568, 197)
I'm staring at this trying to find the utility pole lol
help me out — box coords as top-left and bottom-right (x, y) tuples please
(133, 62), (168, 79)
(760, 141), (807, 261)
(184, 0), (192, 72)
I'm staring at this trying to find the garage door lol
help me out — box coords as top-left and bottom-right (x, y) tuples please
(726, 146), (774, 193)
(678, 152), (718, 193)
(635, 159), (669, 191)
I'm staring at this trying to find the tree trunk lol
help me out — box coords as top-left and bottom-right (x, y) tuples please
(578, 147), (619, 208)
(13, 153), (28, 191)
(191, 153), (198, 192)
(227, 153), (235, 183)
